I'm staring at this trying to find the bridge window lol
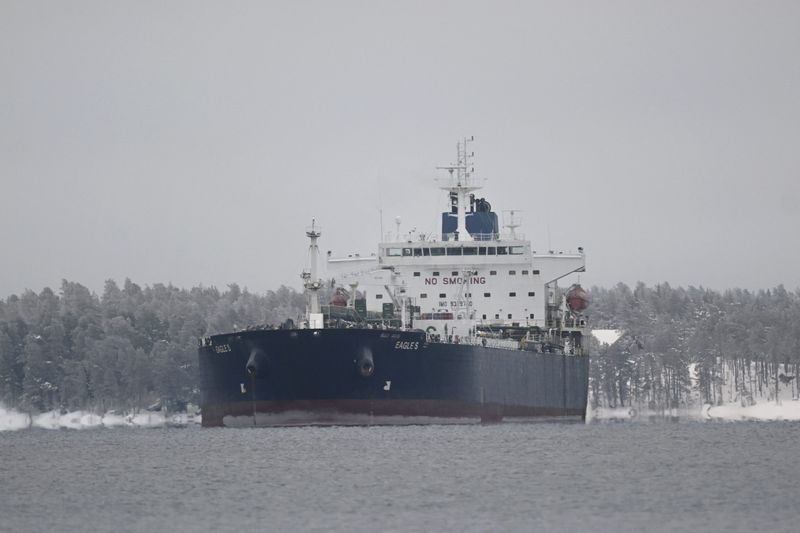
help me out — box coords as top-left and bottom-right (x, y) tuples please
(463, 247), (477, 255)
(510, 246), (524, 255)
(402, 248), (413, 256)
(414, 248), (423, 256)
(528, 292), (535, 297)
(386, 248), (401, 257)
(430, 248), (445, 256)
(533, 269), (540, 275)
(509, 292), (516, 297)
(497, 247), (508, 255)
(446, 248), (462, 256)
(375, 294), (383, 299)
(423, 248), (431, 256)
(522, 270), (529, 275)
(478, 247), (487, 255)
(509, 270), (516, 275)
(488, 247), (496, 254)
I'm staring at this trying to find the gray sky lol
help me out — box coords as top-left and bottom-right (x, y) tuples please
(2, 0), (799, 298)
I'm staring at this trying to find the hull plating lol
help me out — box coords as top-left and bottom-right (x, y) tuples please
(199, 328), (589, 427)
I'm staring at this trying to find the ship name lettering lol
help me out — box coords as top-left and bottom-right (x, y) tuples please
(214, 344), (231, 354)
(394, 341), (419, 350)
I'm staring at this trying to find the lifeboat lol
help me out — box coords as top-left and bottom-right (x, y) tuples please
(330, 288), (349, 307)
(566, 284), (589, 312)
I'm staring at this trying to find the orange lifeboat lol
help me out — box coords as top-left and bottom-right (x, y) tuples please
(330, 288), (349, 307)
(566, 284), (589, 312)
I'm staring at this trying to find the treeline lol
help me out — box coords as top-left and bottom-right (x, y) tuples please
(0, 279), (305, 413)
(588, 283), (800, 411)
(2, 279), (799, 414)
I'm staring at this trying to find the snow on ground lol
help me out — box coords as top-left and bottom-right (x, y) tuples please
(0, 404), (200, 431)
(592, 329), (622, 346)
(705, 400), (800, 421)
(588, 400), (800, 422)
(0, 405), (31, 431)
(587, 406), (701, 422)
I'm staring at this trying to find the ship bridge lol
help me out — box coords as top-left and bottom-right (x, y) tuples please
(324, 137), (586, 354)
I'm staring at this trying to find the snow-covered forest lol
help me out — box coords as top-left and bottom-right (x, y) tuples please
(0, 279), (305, 413)
(1, 279), (798, 414)
(589, 283), (800, 411)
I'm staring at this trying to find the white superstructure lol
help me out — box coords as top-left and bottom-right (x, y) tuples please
(325, 138), (588, 353)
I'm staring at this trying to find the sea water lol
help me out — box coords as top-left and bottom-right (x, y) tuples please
(1, 420), (798, 532)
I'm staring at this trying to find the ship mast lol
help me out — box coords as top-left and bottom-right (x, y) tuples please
(301, 219), (324, 328)
(437, 136), (481, 241)
(503, 210), (522, 240)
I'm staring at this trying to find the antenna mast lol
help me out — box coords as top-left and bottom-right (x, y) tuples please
(503, 210), (522, 240)
(436, 136), (481, 241)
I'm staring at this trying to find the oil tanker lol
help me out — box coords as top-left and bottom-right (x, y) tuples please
(199, 138), (589, 427)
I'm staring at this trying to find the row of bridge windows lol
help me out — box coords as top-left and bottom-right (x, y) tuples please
(386, 246), (526, 257)
(376, 291), (535, 299)
(412, 269), (540, 277)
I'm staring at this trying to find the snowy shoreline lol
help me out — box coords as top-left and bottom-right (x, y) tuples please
(0, 405), (200, 431)
(4, 401), (800, 431)
(588, 400), (800, 422)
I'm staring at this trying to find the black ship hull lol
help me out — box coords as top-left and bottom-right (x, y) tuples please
(198, 328), (589, 427)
